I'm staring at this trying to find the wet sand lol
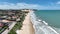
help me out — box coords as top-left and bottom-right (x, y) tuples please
(19, 13), (35, 34)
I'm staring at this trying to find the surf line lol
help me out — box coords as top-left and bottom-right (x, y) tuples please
(42, 21), (59, 34)
(30, 10), (59, 34)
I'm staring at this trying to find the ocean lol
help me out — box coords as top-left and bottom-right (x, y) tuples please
(30, 10), (60, 34)
(35, 10), (60, 28)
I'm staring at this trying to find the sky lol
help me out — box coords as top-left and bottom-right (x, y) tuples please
(0, 0), (60, 10)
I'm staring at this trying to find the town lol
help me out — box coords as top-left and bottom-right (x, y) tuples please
(0, 9), (29, 34)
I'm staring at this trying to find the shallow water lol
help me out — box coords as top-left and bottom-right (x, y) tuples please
(34, 10), (60, 28)
(30, 11), (60, 34)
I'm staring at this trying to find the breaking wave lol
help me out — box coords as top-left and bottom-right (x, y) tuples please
(30, 11), (60, 34)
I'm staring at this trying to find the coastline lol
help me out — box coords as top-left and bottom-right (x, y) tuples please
(17, 11), (35, 34)
(17, 10), (59, 34)
(30, 10), (59, 34)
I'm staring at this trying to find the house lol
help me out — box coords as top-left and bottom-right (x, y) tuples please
(2, 20), (13, 23)
(0, 23), (4, 27)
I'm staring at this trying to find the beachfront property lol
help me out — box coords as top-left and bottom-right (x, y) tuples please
(0, 9), (29, 34)
(0, 9), (58, 34)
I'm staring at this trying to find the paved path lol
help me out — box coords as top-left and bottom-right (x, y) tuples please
(2, 22), (16, 34)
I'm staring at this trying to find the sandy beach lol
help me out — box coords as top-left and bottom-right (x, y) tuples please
(19, 12), (35, 34)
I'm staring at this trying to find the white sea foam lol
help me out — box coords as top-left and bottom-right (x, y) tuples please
(42, 21), (48, 25)
(30, 11), (59, 34)
(52, 27), (60, 34)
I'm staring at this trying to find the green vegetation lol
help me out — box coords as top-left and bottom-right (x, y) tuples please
(0, 10), (29, 34)
(8, 13), (26, 34)
(0, 26), (8, 33)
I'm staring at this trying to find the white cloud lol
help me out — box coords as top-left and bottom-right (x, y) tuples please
(56, 1), (60, 4)
(0, 2), (60, 10)
(0, 2), (41, 9)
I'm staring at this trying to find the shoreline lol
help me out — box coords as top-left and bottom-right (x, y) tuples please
(30, 10), (59, 34)
(17, 11), (35, 34)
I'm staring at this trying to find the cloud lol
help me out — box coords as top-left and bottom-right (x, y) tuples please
(0, 2), (41, 9)
(56, 1), (60, 4)
(0, 2), (60, 10)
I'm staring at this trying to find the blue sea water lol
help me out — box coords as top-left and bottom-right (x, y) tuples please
(34, 10), (60, 28)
